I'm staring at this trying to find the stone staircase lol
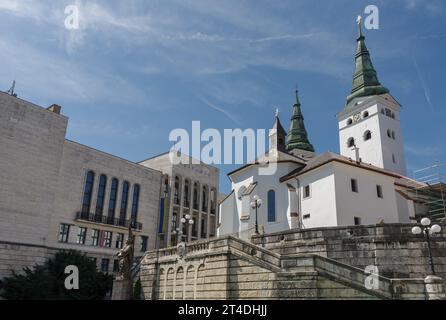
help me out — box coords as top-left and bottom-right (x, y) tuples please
(138, 235), (444, 300)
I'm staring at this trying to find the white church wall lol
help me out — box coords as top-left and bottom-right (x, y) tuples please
(218, 191), (237, 236)
(298, 164), (338, 228)
(395, 189), (413, 223)
(225, 162), (302, 236)
(377, 103), (406, 175)
(333, 162), (400, 226)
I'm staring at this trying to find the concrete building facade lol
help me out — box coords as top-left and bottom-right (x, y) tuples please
(140, 152), (219, 248)
(0, 91), (220, 281)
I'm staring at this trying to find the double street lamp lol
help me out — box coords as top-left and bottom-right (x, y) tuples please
(180, 214), (194, 243)
(412, 217), (442, 275)
(250, 195), (263, 235)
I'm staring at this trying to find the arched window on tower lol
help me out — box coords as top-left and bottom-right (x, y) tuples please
(363, 111), (369, 118)
(347, 137), (355, 148)
(347, 118), (353, 125)
(363, 130), (372, 141)
(387, 129), (391, 138)
(82, 171), (95, 214)
(267, 190), (276, 222)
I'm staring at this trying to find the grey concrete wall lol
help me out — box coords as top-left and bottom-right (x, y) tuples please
(0, 92), (67, 246)
(252, 223), (446, 279)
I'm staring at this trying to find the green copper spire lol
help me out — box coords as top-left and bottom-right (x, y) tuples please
(286, 90), (315, 153)
(345, 16), (389, 105)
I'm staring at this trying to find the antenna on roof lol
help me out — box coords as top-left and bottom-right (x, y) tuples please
(7, 80), (17, 97)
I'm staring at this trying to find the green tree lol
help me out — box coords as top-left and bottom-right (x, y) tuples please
(0, 250), (113, 300)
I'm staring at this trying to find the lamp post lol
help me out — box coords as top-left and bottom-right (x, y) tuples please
(250, 195), (263, 235)
(171, 227), (182, 246)
(412, 217), (442, 275)
(180, 214), (194, 243)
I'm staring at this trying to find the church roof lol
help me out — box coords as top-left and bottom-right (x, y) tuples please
(272, 113), (287, 137)
(280, 151), (402, 182)
(227, 150), (306, 178)
(344, 18), (389, 108)
(286, 90), (315, 153)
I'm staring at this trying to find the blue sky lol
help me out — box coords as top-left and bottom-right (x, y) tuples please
(0, 0), (445, 194)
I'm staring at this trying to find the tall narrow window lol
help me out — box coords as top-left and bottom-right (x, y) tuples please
(364, 130), (372, 141)
(376, 185), (383, 198)
(174, 177), (180, 205)
(354, 217), (362, 225)
(351, 179), (358, 193)
(101, 259), (110, 272)
(103, 231), (112, 248)
(116, 233), (124, 249)
(202, 187), (208, 212)
(95, 175), (107, 216)
(131, 185), (140, 227)
(193, 183), (199, 210)
(267, 190), (276, 222)
(140, 236), (148, 252)
(82, 171), (95, 213)
(91, 229), (100, 246)
(347, 137), (355, 148)
(119, 182), (130, 226)
(107, 178), (119, 223)
(77, 227), (87, 245)
(303, 185), (311, 199)
(184, 180), (190, 207)
(59, 224), (70, 243)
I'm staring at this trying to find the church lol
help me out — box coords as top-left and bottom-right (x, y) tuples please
(218, 19), (419, 239)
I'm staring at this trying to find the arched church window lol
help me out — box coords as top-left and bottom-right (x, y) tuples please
(267, 190), (276, 222)
(381, 109), (385, 115)
(363, 111), (369, 118)
(387, 130), (391, 138)
(364, 130), (372, 141)
(347, 118), (353, 125)
(391, 113), (395, 119)
(347, 137), (355, 148)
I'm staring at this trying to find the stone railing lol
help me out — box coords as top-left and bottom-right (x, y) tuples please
(139, 234), (446, 300)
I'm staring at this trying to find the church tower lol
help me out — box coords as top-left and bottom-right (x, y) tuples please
(337, 17), (406, 175)
(286, 90), (315, 159)
(269, 110), (287, 154)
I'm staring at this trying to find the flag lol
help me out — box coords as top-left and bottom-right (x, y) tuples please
(158, 197), (168, 233)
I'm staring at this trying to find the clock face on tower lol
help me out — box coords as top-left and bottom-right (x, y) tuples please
(353, 113), (361, 123)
